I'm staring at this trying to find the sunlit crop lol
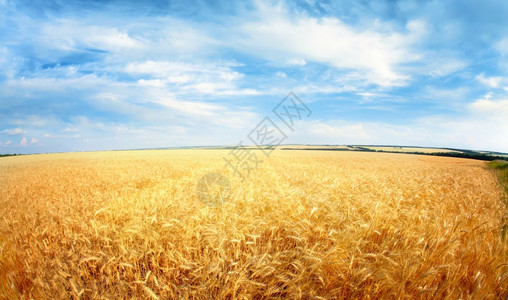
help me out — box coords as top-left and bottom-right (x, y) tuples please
(0, 150), (506, 298)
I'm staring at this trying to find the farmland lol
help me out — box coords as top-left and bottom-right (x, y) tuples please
(279, 145), (508, 161)
(360, 146), (461, 153)
(0, 150), (507, 298)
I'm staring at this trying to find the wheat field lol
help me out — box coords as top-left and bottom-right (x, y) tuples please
(0, 150), (506, 299)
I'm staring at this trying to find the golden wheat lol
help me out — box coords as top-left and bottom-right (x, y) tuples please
(0, 150), (506, 298)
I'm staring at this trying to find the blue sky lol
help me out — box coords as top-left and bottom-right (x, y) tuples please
(1, 0), (508, 154)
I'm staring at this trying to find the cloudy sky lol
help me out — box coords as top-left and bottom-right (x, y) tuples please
(1, 0), (508, 154)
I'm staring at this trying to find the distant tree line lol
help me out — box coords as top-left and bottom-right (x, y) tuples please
(0, 154), (21, 157)
(280, 147), (507, 161)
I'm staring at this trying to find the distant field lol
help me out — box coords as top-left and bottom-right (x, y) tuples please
(277, 145), (352, 150)
(362, 146), (461, 153)
(0, 150), (506, 298)
(480, 151), (508, 157)
(279, 145), (461, 153)
(279, 145), (508, 160)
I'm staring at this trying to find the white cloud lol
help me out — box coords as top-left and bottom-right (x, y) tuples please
(394, 19), (467, 78)
(9, 115), (60, 128)
(305, 120), (370, 141)
(236, 4), (419, 87)
(468, 97), (508, 119)
(422, 57), (466, 77)
(30, 137), (39, 144)
(43, 133), (80, 139)
(0, 47), (24, 79)
(356, 92), (381, 103)
(31, 16), (218, 63)
(1, 127), (25, 135)
(4, 74), (106, 94)
(294, 119), (428, 146)
(126, 60), (259, 97)
(137, 79), (165, 87)
(140, 88), (259, 128)
(476, 73), (503, 88)
(20, 137), (27, 147)
(40, 21), (141, 52)
(275, 72), (287, 78)
(422, 86), (470, 104)
(62, 127), (79, 132)
(84, 28), (140, 50)
(292, 96), (508, 152)
(125, 61), (243, 81)
(496, 38), (508, 56)
(152, 96), (224, 117)
(286, 59), (307, 66)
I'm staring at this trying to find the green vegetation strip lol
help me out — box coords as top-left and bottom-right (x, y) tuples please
(487, 160), (508, 241)
(488, 160), (508, 195)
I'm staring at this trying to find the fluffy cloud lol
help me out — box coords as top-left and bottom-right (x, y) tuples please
(126, 61), (258, 96)
(39, 21), (141, 53)
(468, 97), (508, 120)
(496, 38), (508, 56)
(1, 127), (25, 135)
(20, 137), (27, 147)
(476, 73), (503, 88)
(237, 5), (417, 87)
